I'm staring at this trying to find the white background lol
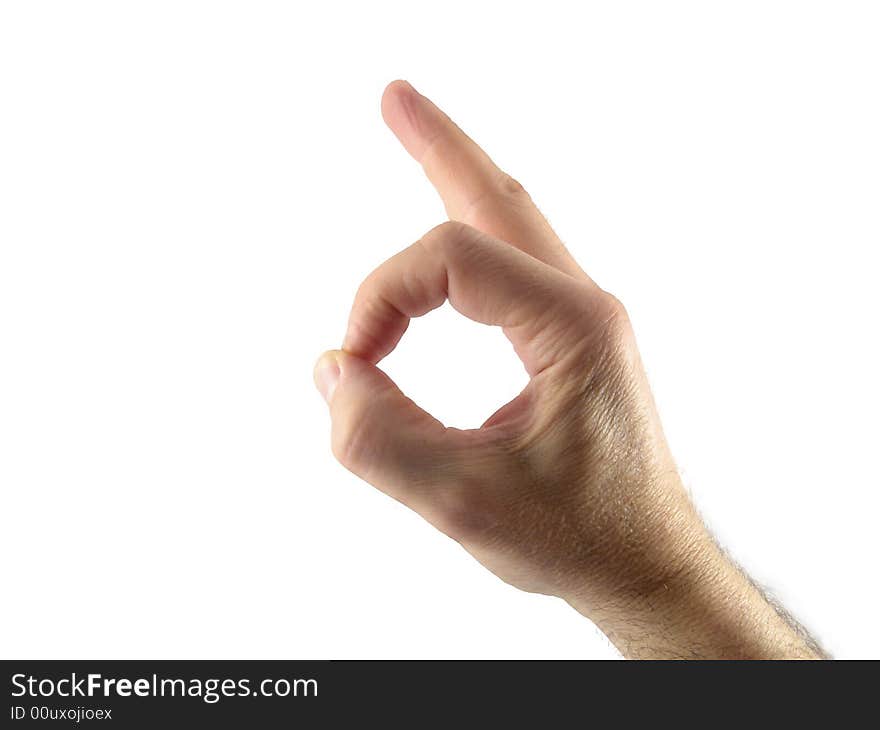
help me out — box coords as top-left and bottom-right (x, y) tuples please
(1, 2), (878, 659)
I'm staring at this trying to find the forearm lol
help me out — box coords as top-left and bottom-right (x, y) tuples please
(565, 518), (825, 659)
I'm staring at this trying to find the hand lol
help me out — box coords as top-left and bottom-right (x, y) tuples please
(314, 80), (823, 659)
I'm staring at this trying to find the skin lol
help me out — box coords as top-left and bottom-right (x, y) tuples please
(314, 80), (824, 659)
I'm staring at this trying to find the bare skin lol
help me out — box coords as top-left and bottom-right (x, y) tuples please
(314, 80), (824, 659)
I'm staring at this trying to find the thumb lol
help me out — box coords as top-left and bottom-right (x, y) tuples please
(313, 349), (458, 507)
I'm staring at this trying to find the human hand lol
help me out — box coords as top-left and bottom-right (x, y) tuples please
(314, 81), (823, 659)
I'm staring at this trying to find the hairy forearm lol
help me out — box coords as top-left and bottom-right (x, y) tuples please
(565, 521), (826, 659)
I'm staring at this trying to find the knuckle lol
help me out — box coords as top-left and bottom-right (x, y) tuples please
(432, 492), (485, 543)
(595, 292), (636, 352)
(428, 471), (501, 544)
(603, 293), (631, 328)
(420, 220), (476, 257)
(498, 172), (529, 200)
(461, 174), (532, 225)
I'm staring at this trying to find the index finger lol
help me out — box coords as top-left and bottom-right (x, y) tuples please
(343, 222), (598, 377)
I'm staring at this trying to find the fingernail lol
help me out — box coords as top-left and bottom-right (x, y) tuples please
(314, 351), (340, 404)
